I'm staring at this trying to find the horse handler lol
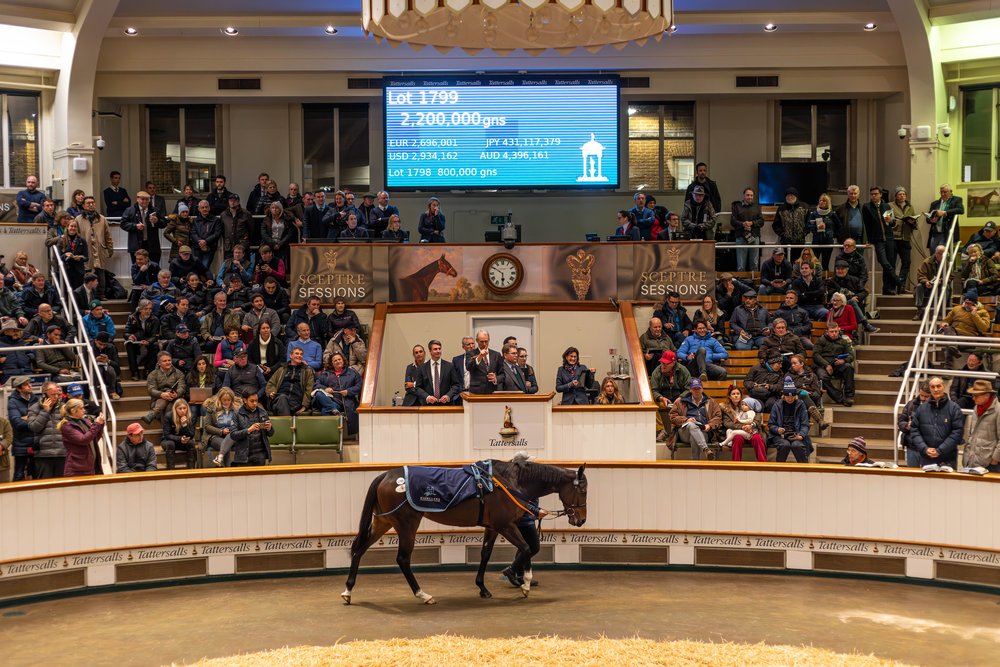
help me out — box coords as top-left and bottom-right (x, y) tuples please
(501, 501), (547, 588)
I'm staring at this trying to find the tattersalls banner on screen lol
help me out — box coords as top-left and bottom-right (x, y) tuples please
(288, 241), (716, 305)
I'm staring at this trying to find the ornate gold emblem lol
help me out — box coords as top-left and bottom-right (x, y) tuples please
(566, 249), (595, 300)
(324, 249), (339, 271)
(499, 405), (519, 439)
(665, 245), (681, 269)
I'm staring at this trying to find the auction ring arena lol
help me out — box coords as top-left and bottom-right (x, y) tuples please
(1, 462), (998, 665)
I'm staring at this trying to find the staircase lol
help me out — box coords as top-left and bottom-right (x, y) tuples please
(814, 294), (917, 463)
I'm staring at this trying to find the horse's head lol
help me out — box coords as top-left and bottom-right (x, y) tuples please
(438, 254), (457, 277)
(558, 464), (587, 527)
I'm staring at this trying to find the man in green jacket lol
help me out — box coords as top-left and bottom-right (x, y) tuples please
(813, 321), (855, 406)
(650, 350), (691, 443)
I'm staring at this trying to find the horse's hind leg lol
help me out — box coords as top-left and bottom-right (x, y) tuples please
(342, 517), (392, 604)
(475, 528), (499, 599)
(395, 525), (435, 604)
(497, 524), (533, 598)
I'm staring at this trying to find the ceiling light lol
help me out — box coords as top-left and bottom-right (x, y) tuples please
(123, 26), (139, 36)
(222, 26), (239, 36)
(863, 22), (877, 31)
(325, 26), (338, 35)
(763, 23), (777, 32)
(627, 107), (638, 116)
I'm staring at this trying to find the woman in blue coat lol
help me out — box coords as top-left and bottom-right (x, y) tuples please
(312, 351), (362, 434)
(555, 347), (595, 405)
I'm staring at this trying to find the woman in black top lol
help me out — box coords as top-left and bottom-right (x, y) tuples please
(247, 321), (286, 379)
(381, 213), (406, 241)
(59, 219), (89, 289)
(418, 197), (446, 242)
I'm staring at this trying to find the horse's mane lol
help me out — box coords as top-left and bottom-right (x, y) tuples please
(493, 459), (569, 490)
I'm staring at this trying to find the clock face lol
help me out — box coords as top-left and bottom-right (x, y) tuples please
(483, 253), (524, 294)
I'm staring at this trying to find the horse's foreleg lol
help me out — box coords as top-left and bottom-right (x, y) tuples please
(497, 525), (533, 598)
(342, 517), (392, 604)
(475, 528), (499, 599)
(395, 526), (435, 605)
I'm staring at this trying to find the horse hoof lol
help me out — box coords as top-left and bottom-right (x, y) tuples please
(415, 590), (436, 605)
(480, 589), (492, 599)
(424, 597), (437, 605)
(341, 591), (352, 605)
(520, 585), (530, 598)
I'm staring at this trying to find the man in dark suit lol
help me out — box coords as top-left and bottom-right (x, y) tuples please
(304, 190), (330, 241)
(102, 171), (130, 218)
(450, 336), (476, 404)
(73, 274), (99, 316)
(466, 329), (502, 394)
(496, 344), (528, 393)
(655, 212), (690, 241)
(927, 183), (964, 251)
(861, 185), (902, 295)
(402, 344), (426, 406)
(416, 340), (459, 405)
(144, 181), (168, 221)
(120, 191), (165, 264)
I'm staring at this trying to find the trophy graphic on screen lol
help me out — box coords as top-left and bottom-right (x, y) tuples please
(576, 133), (609, 183)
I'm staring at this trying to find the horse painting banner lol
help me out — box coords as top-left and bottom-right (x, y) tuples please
(290, 245), (377, 304)
(628, 242), (716, 300)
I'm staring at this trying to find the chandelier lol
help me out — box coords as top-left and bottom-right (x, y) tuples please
(362, 0), (674, 55)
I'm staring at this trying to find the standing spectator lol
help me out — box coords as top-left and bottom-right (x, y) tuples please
(862, 185), (902, 295)
(516, 348), (538, 395)
(813, 321), (855, 406)
(124, 299), (160, 379)
(890, 186), (918, 290)
(555, 346), (594, 405)
(32, 198), (55, 228)
(8, 377), (37, 481)
(267, 347), (314, 416)
(731, 187), (764, 272)
(914, 245), (947, 321)
(758, 248), (792, 296)
(76, 196), (114, 298)
(719, 387), (765, 462)
(220, 193), (251, 259)
(682, 186), (717, 240)
(926, 184), (964, 251)
(961, 380), (1000, 472)
(684, 162), (722, 212)
(730, 291), (770, 351)
(191, 200), (222, 273)
(59, 399), (106, 477)
(496, 344), (529, 393)
(677, 321), (728, 381)
(772, 188), (810, 261)
(669, 378), (721, 460)
(807, 193), (841, 270)
(451, 336), (476, 398)
(226, 390), (273, 467)
(898, 382), (931, 467)
(835, 185), (863, 242)
(768, 378), (812, 463)
(0, 413), (12, 481)
(145, 181), (167, 222)
(368, 190), (399, 237)
(650, 350), (691, 443)
(909, 376), (964, 468)
(143, 351), (186, 424)
(416, 339), (459, 404)
(120, 190), (164, 264)
(27, 381), (66, 479)
(66, 189), (86, 219)
(628, 192), (655, 240)
(466, 330), (502, 395)
(261, 201), (297, 266)
(102, 171), (130, 218)
(402, 344), (426, 406)
(16, 175), (46, 222)
(58, 219), (88, 289)
(173, 184), (198, 215)
(161, 398), (196, 469)
(418, 197), (446, 242)
(44, 210), (69, 255)
(246, 173), (270, 218)
(652, 291), (692, 349)
(163, 203), (193, 260)
(304, 190), (330, 240)
(116, 423), (158, 473)
(205, 175), (232, 216)
(312, 351), (362, 433)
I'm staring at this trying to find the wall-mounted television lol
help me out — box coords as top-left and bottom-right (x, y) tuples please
(384, 74), (620, 191)
(757, 162), (830, 206)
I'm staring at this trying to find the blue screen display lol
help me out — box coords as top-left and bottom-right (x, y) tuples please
(384, 75), (619, 190)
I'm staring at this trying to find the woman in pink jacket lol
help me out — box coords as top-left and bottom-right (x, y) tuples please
(60, 399), (106, 477)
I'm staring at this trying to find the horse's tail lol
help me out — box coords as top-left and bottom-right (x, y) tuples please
(351, 473), (384, 557)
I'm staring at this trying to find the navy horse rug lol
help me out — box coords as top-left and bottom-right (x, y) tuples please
(402, 460), (494, 512)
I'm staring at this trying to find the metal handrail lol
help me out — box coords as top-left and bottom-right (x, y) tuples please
(48, 245), (117, 474)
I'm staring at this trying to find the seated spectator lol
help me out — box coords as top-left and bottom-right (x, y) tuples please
(381, 213), (406, 241)
(950, 352), (997, 410)
(286, 299), (328, 345)
(730, 291), (770, 350)
(682, 186), (717, 240)
(0, 278), (27, 328)
(652, 291), (692, 348)
(160, 296), (199, 342)
(655, 211), (689, 241)
(36, 326), (79, 380)
(677, 321), (728, 381)
(772, 290), (814, 350)
(813, 321), (855, 407)
(203, 387), (240, 466)
(0, 321), (34, 380)
(312, 351), (362, 433)
(758, 248), (792, 296)
(169, 245), (203, 283)
(715, 272), (754, 320)
(835, 238), (869, 291)
(787, 353), (829, 431)
(963, 220), (1000, 261)
(7, 376), (38, 481)
(180, 272), (210, 316)
(826, 261), (878, 332)
(124, 299), (160, 379)
(719, 386), (765, 462)
(826, 292), (858, 340)
(792, 245), (824, 282)
(596, 377), (625, 405)
(260, 277), (291, 323)
(516, 348), (538, 395)
(27, 381), (65, 479)
(141, 270), (180, 316)
(59, 399), (106, 477)
(909, 376), (964, 468)
(214, 328), (246, 373)
(327, 298), (361, 341)
(166, 324), (200, 375)
(961, 243), (1000, 296)
(7, 251), (38, 291)
(221, 273), (252, 311)
(242, 292), (281, 341)
(961, 380), (1000, 472)
(759, 318), (805, 369)
(162, 203), (193, 259)
(938, 289), (991, 368)
(129, 250), (160, 310)
(143, 351), (186, 424)
(613, 210), (641, 240)
(790, 262), (829, 322)
(639, 317), (674, 377)
(116, 423), (158, 473)
(669, 378), (721, 459)
(768, 378), (812, 463)
(842, 437), (872, 466)
(247, 321), (285, 381)
(20, 274), (61, 319)
(339, 212), (369, 240)
(220, 390), (273, 467)
(68, 382), (100, 418)
(267, 346), (314, 416)
(216, 242), (254, 287)
(186, 355), (218, 419)
(650, 350), (691, 443)
(161, 398), (196, 469)
(82, 300), (115, 341)
(323, 324), (367, 375)
(58, 219), (88, 289)
(287, 322), (323, 371)
(253, 245), (288, 288)
(92, 332), (122, 398)
(914, 245), (947, 320)
(555, 346), (595, 405)
(898, 381), (931, 467)
(743, 355), (784, 412)
(200, 292), (243, 353)
(692, 294), (726, 345)
(25, 303), (76, 344)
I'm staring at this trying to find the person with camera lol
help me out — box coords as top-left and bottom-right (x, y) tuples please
(225, 390), (274, 467)
(26, 381), (65, 479)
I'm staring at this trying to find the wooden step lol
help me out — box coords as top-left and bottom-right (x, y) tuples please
(874, 294), (919, 307)
(829, 404), (895, 425)
(858, 359), (909, 375)
(829, 420), (893, 439)
(848, 389), (902, 408)
(867, 319), (921, 334)
(868, 332), (923, 346)
(855, 345), (914, 362)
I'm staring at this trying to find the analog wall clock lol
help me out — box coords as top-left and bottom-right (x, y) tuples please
(482, 252), (524, 294)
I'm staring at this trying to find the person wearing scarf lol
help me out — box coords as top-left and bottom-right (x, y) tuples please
(806, 193), (841, 271)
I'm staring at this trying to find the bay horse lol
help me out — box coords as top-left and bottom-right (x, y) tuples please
(969, 190), (998, 216)
(395, 253), (457, 301)
(342, 459), (587, 604)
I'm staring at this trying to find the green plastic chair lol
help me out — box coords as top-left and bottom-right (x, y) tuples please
(268, 416), (295, 455)
(291, 414), (344, 462)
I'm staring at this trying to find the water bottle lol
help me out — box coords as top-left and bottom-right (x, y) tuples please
(392, 391), (402, 407)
